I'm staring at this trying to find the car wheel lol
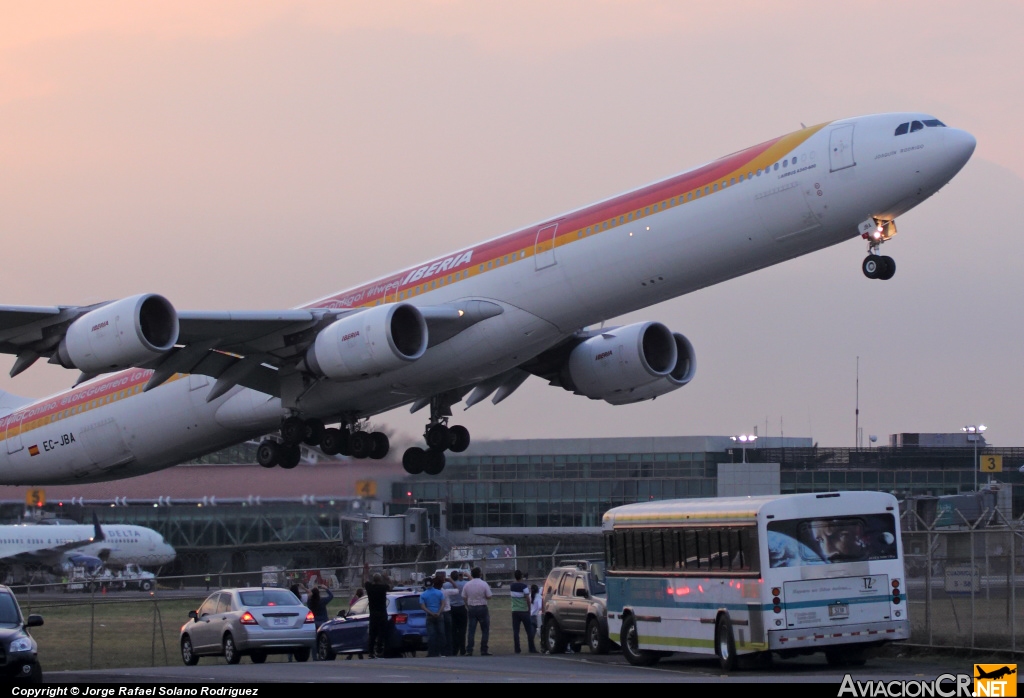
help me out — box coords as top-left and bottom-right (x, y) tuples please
(181, 636), (199, 666)
(250, 651), (267, 664)
(293, 647), (311, 663)
(223, 633), (241, 665)
(141, 580), (153, 592)
(621, 615), (659, 666)
(587, 619), (609, 654)
(317, 633), (336, 661)
(541, 617), (564, 654)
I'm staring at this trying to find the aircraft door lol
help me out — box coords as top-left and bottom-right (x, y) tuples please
(77, 417), (134, 472)
(829, 124), (856, 172)
(5, 412), (24, 455)
(534, 222), (559, 270)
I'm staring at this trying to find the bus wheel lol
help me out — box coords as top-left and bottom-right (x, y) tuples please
(621, 615), (659, 666)
(715, 616), (737, 672)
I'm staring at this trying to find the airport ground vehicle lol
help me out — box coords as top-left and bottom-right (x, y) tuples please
(540, 560), (613, 654)
(64, 562), (156, 593)
(603, 492), (909, 670)
(316, 591), (428, 659)
(0, 585), (43, 682)
(180, 587), (315, 665)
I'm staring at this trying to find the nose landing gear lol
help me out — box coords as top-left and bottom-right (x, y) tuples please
(403, 397), (471, 475)
(860, 218), (897, 280)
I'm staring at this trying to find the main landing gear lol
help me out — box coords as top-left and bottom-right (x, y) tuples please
(402, 397), (471, 476)
(256, 417), (390, 468)
(861, 218), (897, 280)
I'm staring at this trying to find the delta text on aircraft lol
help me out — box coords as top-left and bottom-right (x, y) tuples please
(0, 113), (975, 484)
(0, 518), (176, 572)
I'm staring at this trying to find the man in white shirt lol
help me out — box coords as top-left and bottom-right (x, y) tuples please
(461, 567), (493, 656)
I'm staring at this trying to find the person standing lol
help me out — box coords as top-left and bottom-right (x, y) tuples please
(365, 572), (390, 658)
(461, 567), (492, 656)
(509, 570), (536, 654)
(444, 571), (468, 656)
(434, 572), (453, 656)
(528, 583), (542, 652)
(419, 577), (446, 657)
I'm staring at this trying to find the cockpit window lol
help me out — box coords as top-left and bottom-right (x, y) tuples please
(896, 119), (946, 136)
(910, 121), (924, 133)
(922, 119), (946, 127)
(894, 123), (909, 136)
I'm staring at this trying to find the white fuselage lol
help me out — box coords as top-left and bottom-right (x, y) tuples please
(0, 113), (975, 484)
(0, 523), (176, 567)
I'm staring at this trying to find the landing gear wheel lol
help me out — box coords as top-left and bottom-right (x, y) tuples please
(281, 416), (306, 445)
(587, 618), (609, 654)
(541, 618), (564, 655)
(256, 441), (280, 468)
(350, 431), (372, 459)
(223, 633), (241, 665)
(369, 432), (390, 460)
(448, 425), (471, 453)
(715, 616), (737, 672)
(878, 255), (896, 280)
(862, 255), (881, 279)
(320, 428), (344, 456)
(303, 419), (325, 446)
(279, 444), (301, 469)
(621, 615), (659, 666)
(425, 424), (450, 451)
(423, 449), (446, 475)
(403, 447), (426, 475)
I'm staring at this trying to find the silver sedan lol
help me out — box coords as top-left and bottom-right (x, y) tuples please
(180, 587), (316, 665)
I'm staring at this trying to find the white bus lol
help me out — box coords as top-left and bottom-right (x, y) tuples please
(602, 491), (909, 670)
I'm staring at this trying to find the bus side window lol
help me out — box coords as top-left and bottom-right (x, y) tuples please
(651, 530), (665, 570)
(684, 530), (699, 569)
(614, 531), (627, 571)
(697, 530), (712, 569)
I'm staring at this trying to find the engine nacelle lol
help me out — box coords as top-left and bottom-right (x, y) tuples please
(562, 321), (678, 401)
(603, 332), (696, 405)
(56, 294), (179, 373)
(305, 303), (428, 380)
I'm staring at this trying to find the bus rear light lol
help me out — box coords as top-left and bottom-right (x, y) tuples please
(773, 605), (782, 614)
(891, 579), (900, 588)
(772, 596), (781, 605)
(892, 595), (901, 604)
(771, 587), (781, 596)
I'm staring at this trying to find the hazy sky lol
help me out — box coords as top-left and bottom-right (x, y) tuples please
(2, 1), (1023, 451)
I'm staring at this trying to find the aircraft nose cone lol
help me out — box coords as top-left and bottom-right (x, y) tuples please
(946, 128), (976, 170)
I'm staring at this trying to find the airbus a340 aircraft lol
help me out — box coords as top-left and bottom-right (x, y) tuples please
(0, 113), (974, 483)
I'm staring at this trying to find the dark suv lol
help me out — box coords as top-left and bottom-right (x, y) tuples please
(539, 560), (613, 654)
(0, 585), (43, 682)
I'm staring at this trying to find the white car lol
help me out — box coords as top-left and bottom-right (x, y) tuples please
(180, 587), (315, 665)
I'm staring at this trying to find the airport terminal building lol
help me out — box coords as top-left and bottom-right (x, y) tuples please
(1, 433), (1021, 578)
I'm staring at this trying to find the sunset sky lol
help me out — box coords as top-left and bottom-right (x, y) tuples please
(1, 1), (1022, 450)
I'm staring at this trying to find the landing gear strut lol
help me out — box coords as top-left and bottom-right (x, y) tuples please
(860, 218), (897, 280)
(403, 397), (471, 475)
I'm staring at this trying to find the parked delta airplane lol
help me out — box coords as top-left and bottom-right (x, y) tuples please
(0, 518), (176, 570)
(0, 113), (974, 483)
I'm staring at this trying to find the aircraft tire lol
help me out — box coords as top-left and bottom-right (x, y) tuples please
(862, 256), (880, 279)
(425, 424), (450, 451)
(279, 444), (301, 469)
(423, 449), (446, 475)
(281, 417), (306, 445)
(320, 428), (343, 456)
(402, 447), (426, 474)
(448, 425), (470, 453)
(350, 431), (372, 459)
(369, 432), (390, 459)
(303, 419), (325, 446)
(257, 441), (280, 468)
(879, 256), (896, 280)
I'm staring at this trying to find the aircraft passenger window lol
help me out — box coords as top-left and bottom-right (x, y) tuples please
(894, 123), (909, 136)
(923, 119), (946, 127)
(712, 184), (718, 191)
(773, 163), (779, 171)
(627, 213), (632, 221)
(730, 178), (735, 185)
(688, 193), (693, 200)
(910, 121), (924, 133)
(704, 186), (709, 194)
(644, 207), (650, 215)
(739, 174), (744, 182)
(695, 190), (700, 198)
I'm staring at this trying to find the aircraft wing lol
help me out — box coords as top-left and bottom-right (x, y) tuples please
(0, 516), (105, 569)
(0, 298), (504, 400)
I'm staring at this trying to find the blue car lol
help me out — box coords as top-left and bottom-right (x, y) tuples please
(316, 591), (428, 659)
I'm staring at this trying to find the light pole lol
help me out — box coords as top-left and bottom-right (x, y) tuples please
(961, 424), (987, 492)
(730, 434), (757, 463)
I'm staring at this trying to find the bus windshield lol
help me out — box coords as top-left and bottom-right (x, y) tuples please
(767, 513), (898, 567)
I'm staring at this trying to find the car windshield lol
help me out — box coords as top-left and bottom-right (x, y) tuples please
(0, 593), (20, 625)
(239, 589), (300, 607)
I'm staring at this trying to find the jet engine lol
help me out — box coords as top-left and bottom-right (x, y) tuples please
(305, 303), (428, 380)
(561, 321), (681, 402)
(602, 332), (696, 404)
(56, 294), (179, 373)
